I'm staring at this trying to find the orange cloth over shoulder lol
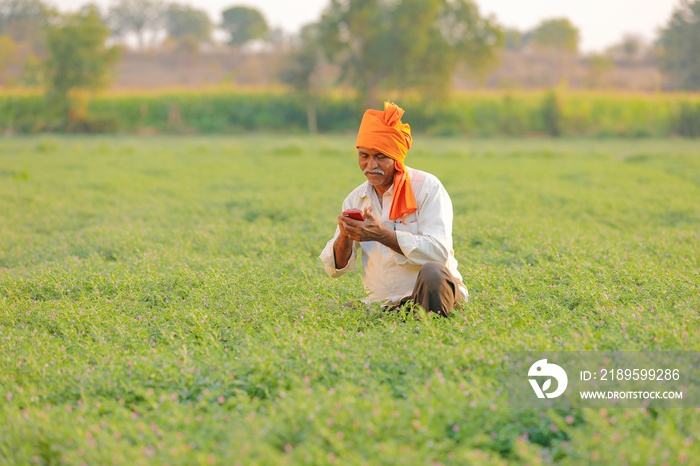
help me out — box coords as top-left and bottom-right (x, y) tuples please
(355, 101), (417, 222)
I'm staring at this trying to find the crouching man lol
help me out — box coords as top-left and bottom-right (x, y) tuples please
(319, 102), (468, 317)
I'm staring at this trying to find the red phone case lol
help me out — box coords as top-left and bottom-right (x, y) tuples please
(342, 210), (364, 221)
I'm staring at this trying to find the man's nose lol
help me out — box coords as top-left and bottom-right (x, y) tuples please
(367, 156), (379, 168)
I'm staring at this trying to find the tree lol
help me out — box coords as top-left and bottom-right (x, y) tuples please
(43, 6), (121, 122)
(0, 0), (46, 35)
(221, 5), (268, 47)
(528, 18), (579, 53)
(164, 3), (211, 42)
(317, 0), (502, 107)
(606, 34), (649, 63)
(658, 0), (700, 90)
(0, 0), (49, 52)
(280, 24), (322, 133)
(106, 0), (164, 49)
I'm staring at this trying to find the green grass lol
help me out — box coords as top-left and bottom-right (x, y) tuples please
(1, 135), (699, 464)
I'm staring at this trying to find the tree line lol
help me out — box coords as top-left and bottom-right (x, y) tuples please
(105, 0), (269, 49)
(0, 0), (699, 131)
(0, 0), (271, 128)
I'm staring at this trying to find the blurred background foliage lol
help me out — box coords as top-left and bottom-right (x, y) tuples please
(0, 0), (699, 135)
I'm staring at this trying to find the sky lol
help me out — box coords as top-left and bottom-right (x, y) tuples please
(53, 0), (679, 52)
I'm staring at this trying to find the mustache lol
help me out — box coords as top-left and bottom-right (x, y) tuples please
(363, 168), (385, 175)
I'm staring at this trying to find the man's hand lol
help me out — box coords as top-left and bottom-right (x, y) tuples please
(337, 206), (384, 242)
(337, 207), (403, 256)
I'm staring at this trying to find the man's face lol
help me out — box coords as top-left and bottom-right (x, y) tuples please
(358, 147), (396, 189)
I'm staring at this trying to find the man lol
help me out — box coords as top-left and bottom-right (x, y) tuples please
(319, 101), (468, 317)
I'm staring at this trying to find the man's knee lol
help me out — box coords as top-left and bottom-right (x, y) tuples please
(418, 261), (449, 289)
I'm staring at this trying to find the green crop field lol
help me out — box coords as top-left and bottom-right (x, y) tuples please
(1, 135), (699, 464)
(3, 90), (700, 137)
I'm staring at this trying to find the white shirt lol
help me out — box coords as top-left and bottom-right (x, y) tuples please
(319, 167), (469, 306)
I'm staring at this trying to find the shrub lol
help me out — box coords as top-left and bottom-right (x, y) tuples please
(673, 102), (700, 137)
(1, 89), (699, 137)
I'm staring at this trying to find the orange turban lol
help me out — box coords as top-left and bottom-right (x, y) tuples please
(355, 101), (417, 222)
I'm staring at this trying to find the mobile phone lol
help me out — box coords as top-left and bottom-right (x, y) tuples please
(342, 209), (365, 221)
